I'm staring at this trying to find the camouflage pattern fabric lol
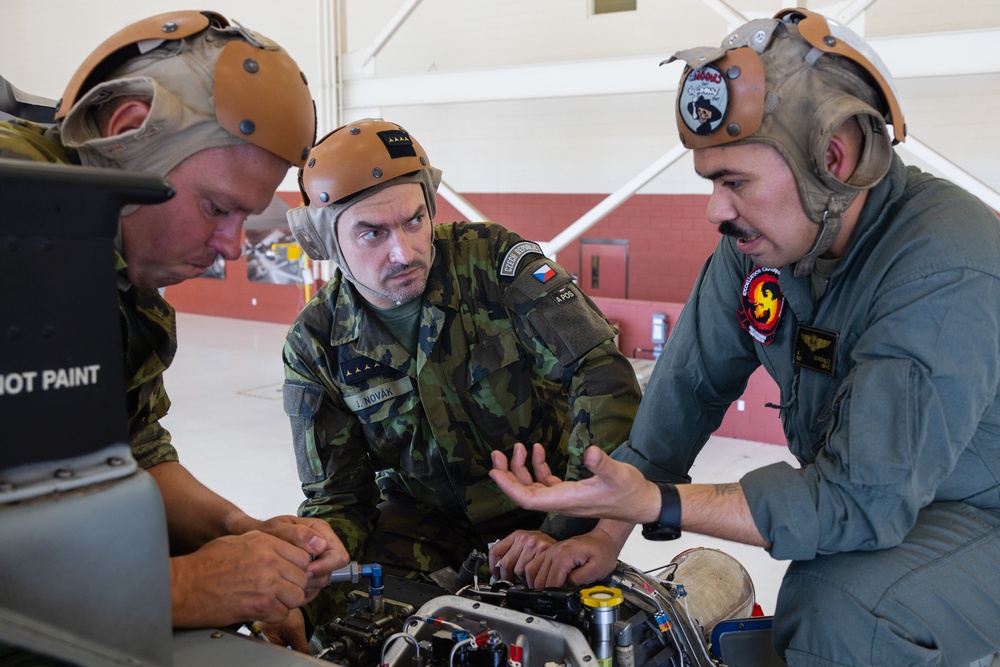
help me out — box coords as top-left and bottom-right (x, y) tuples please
(283, 221), (642, 627)
(0, 118), (75, 163)
(0, 120), (179, 469)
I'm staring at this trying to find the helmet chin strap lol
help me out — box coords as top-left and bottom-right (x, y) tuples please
(793, 193), (852, 277)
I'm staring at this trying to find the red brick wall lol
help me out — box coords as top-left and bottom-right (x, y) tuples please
(435, 192), (719, 304)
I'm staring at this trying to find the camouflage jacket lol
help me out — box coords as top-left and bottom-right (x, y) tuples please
(1, 119), (179, 469)
(283, 221), (641, 557)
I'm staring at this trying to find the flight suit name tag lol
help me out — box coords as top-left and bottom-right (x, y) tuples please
(793, 325), (838, 376)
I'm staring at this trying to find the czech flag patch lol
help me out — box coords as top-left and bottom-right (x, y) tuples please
(533, 263), (557, 283)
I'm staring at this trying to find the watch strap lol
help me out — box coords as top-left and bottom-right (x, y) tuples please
(641, 481), (682, 541)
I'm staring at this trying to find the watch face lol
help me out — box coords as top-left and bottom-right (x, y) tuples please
(641, 523), (682, 542)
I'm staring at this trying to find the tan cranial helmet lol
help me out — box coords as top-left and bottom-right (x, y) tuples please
(287, 118), (442, 268)
(57, 10), (315, 179)
(668, 8), (906, 276)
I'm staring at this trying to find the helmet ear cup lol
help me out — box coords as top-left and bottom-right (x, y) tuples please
(809, 96), (893, 193)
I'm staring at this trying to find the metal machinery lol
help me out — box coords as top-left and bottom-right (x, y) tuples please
(310, 548), (784, 667)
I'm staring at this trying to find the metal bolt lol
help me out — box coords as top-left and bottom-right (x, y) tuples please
(824, 35), (837, 47)
(308, 158), (316, 168)
(319, 192), (330, 203)
(243, 58), (260, 74)
(727, 65), (741, 79)
(55, 469), (74, 479)
(350, 127), (361, 135)
(107, 457), (125, 467)
(162, 22), (178, 34)
(727, 122), (742, 137)
(239, 119), (256, 136)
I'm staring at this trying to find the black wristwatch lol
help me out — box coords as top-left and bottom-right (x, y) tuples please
(641, 481), (682, 541)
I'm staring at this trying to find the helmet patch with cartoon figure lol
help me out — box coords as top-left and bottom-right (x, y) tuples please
(678, 65), (729, 137)
(738, 267), (784, 345)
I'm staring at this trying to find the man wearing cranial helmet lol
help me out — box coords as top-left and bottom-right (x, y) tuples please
(489, 8), (1000, 665)
(282, 118), (642, 636)
(0, 10), (348, 649)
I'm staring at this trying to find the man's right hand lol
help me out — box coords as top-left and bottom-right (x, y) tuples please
(511, 520), (632, 588)
(169, 530), (313, 628)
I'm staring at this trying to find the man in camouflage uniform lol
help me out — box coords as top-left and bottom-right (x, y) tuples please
(0, 11), (348, 649)
(284, 118), (642, 632)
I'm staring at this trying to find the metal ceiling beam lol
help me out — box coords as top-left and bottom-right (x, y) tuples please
(437, 180), (489, 223)
(898, 135), (1000, 212)
(834, 0), (880, 25)
(541, 143), (690, 260)
(357, 0), (425, 68)
(341, 29), (1000, 109)
(698, 0), (749, 28)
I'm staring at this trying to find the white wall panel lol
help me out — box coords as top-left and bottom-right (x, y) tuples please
(0, 1), (318, 102)
(380, 93), (705, 195)
(2, 0), (997, 201)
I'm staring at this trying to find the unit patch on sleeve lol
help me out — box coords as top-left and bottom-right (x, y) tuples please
(551, 284), (577, 305)
(737, 266), (784, 345)
(533, 263), (557, 284)
(500, 241), (544, 277)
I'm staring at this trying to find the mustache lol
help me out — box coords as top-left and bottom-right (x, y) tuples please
(382, 261), (426, 280)
(719, 220), (753, 239)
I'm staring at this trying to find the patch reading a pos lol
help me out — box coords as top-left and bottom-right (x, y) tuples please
(677, 65), (730, 137)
